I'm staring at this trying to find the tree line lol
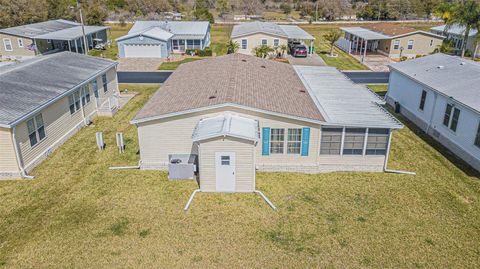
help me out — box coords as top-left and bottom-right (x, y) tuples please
(0, 0), (479, 28)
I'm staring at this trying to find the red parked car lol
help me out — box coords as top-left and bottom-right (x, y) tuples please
(292, 45), (308, 58)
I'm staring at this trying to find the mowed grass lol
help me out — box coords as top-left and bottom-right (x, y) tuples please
(0, 84), (479, 268)
(367, 84), (389, 96)
(158, 57), (205, 70)
(210, 24), (232, 56)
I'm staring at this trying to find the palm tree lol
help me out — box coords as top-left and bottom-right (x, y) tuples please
(252, 45), (274, 58)
(323, 30), (342, 56)
(436, 0), (480, 57)
(226, 40), (240, 54)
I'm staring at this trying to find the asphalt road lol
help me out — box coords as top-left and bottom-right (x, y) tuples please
(117, 71), (389, 85)
(117, 71), (172, 84)
(342, 71), (390, 84)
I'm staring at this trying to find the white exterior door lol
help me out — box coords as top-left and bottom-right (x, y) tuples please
(215, 152), (236, 192)
(124, 44), (162, 58)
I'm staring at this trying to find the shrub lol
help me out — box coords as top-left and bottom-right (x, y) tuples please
(400, 56), (408, 61)
(185, 47), (212, 57)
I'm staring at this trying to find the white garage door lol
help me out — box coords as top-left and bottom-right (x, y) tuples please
(124, 44), (163, 58)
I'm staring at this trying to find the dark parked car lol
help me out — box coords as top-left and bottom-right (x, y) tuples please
(291, 45), (308, 58)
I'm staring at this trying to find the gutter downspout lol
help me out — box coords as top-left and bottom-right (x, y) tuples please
(11, 126), (34, 179)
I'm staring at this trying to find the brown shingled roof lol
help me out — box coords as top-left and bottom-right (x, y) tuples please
(365, 23), (417, 36)
(132, 53), (324, 122)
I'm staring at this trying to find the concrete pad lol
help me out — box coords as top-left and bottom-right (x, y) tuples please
(287, 54), (326, 66)
(352, 54), (397, 72)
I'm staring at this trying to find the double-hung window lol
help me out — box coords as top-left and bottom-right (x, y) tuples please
(27, 114), (46, 147)
(92, 80), (99, 98)
(320, 127), (342, 155)
(261, 39), (267, 46)
(270, 128), (285, 154)
(287, 129), (302, 154)
(241, 39), (247, 49)
(393, 40), (400, 50)
(273, 39), (280, 47)
(443, 104), (461, 132)
(419, 90), (427, 111)
(3, 38), (12, 51)
(80, 86), (91, 106)
(18, 38), (24, 48)
(475, 122), (480, 148)
(102, 74), (108, 92)
(343, 128), (366, 155)
(68, 91), (81, 114)
(366, 129), (389, 155)
(407, 40), (414, 50)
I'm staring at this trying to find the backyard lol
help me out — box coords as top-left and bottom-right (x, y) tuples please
(0, 84), (479, 268)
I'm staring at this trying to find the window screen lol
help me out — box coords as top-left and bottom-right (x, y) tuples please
(450, 108), (460, 132)
(443, 104), (453, 126)
(270, 128), (285, 154)
(366, 129), (389, 155)
(320, 128), (342, 155)
(343, 128), (366, 155)
(241, 39), (247, 49)
(287, 129), (302, 154)
(419, 90), (427, 111)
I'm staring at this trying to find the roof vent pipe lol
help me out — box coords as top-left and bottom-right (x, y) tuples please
(437, 65), (444, 69)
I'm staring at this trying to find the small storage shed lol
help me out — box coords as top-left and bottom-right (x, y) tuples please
(192, 114), (259, 192)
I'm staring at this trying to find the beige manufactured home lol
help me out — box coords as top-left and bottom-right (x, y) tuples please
(338, 23), (444, 60)
(0, 52), (119, 179)
(131, 54), (403, 193)
(230, 21), (315, 55)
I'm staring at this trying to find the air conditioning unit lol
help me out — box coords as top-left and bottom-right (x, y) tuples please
(168, 154), (197, 180)
(84, 116), (92, 125)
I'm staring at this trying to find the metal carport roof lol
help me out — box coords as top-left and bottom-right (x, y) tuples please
(340, 27), (391, 40)
(34, 26), (109, 41)
(278, 25), (315, 40)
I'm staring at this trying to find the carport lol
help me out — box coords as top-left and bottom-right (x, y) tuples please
(337, 27), (391, 62)
(279, 25), (316, 55)
(33, 26), (109, 54)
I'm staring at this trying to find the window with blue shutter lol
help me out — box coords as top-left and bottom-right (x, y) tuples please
(262, 127), (270, 155)
(301, 127), (310, 156)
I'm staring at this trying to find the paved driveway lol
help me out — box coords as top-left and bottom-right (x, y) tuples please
(117, 58), (165, 71)
(117, 72), (172, 84)
(342, 71), (390, 84)
(287, 54), (326, 66)
(351, 54), (396, 72)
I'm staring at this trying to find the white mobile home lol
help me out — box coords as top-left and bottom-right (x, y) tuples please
(131, 54), (402, 192)
(386, 53), (480, 171)
(0, 52), (119, 179)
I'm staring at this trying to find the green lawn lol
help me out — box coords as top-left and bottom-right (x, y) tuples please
(0, 84), (479, 268)
(367, 84), (389, 97)
(210, 24), (232, 56)
(300, 25), (369, 70)
(158, 57), (205, 70)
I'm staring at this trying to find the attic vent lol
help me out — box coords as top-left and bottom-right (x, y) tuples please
(437, 65), (445, 69)
(260, 65), (266, 68)
(241, 59), (247, 62)
(299, 89), (306, 93)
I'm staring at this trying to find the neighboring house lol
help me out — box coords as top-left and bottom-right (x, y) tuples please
(337, 23), (444, 60)
(386, 53), (480, 171)
(431, 24), (479, 57)
(0, 52), (119, 179)
(116, 21), (211, 58)
(230, 21), (315, 55)
(0, 19), (109, 60)
(131, 54), (402, 193)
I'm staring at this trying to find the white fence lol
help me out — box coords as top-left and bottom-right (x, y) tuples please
(335, 38), (352, 54)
